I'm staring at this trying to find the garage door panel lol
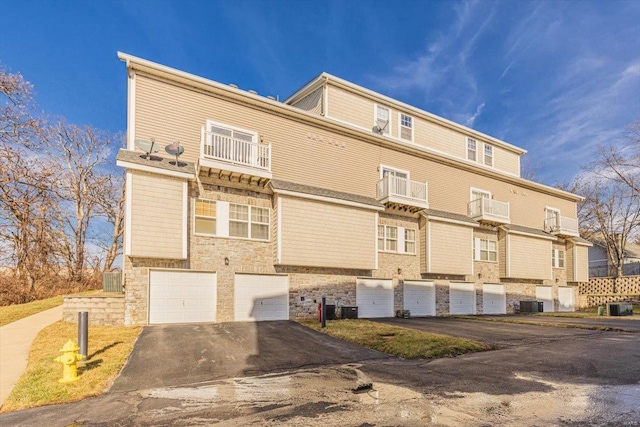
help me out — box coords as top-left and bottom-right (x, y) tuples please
(535, 286), (554, 313)
(404, 281), (435, 316)
(357, 278), (394, 318)
(450, 282), (476, 315)
(558, 287), (575, 312)
(482, 284), (506, 315)
(149, 271), (217, 324)
(235, 274), (289, 322)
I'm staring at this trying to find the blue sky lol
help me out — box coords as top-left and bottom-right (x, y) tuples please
(1, 0), (638, 186)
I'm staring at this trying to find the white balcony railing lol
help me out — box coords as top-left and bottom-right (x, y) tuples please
(545, 216), (579, 236)
(376, 175), (428, 210)
(201, 128), (271, 172)
(468, 198), (510, 223)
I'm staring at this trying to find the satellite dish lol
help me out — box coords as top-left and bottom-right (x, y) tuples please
(135, 138), (160, 159)
(373, 120), (389, 135)
(165, 142), (185, 167)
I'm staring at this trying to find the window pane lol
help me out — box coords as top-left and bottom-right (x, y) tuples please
(401, 126), (412, 140)
(405, 229), (415, 241)
(230, 204), (248, 221)
(229, 221), (248, 238)
(252, 207), (269, 224)
(387, 226), (397, 239)
(488, 241), (497, 251)
(210, 125), (232, 136)
(232, 131), (253, 142)
(195, 217), (216, 235)
(196, 200), (216, 217)
(251, 223), (269, 240)
(377, 106), (389, 121)
(387, 240), (397, 252)
(405, 241), (415, 254)
(489, 251), (497, 262)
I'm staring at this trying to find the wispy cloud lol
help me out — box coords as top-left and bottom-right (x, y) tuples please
(466, 102), (485, 127)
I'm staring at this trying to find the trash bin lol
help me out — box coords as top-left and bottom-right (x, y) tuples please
(325, 304), (336, 320)
(597, 306), (605, 316)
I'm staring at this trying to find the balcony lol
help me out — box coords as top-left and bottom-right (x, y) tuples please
(468, 198), (510, 225)
(199, 127), (272, 183)
(376, 176), (428, 212)
(545, 216), (579, 237)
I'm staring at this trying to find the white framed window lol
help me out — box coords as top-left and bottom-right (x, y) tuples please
(399, 113), (413, 141)
(545, 207), (560, 230)
(404, 229), (416, 254)
(205, 120), (259, 164)
(474, 238), (497, 262)
(229, 203), (269, 240)
(194, 199), (216, 236)
(484, 144), (493, 167)
(207, 120), (257, 143)
(378, 225), (398, 252)
(552, 249), (565, 268)
(375, 105), (391, 135)
(470, 188), (491, 202)
(380, 165), (409, 180)
(467, 138), (477, 161)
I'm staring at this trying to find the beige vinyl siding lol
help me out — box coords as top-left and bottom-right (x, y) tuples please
(428, 221), (473, 275)
(508, 234), (551, 279)
(326, 83), (520, 176)
(279, 196), (376, 269)
(575, 245), (589, 282)
(130, 171), (184, 258)
(133, 75), (577, 229)
(566, 243), (575, 280)
(498, 229), (507, 277)
(419, 216), (427, 272)
(291, 87), (323, 115)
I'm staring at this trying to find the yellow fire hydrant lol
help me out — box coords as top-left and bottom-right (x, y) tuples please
(53, 340), (84, 383)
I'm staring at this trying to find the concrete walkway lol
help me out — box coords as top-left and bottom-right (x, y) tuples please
(0, 306), (62, 405)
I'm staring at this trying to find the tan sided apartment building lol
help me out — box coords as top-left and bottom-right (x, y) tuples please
(116, 52), (591, 325)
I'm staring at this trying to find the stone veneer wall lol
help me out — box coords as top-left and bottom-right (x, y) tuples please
(63, 294), (125, 326)
(576, 275), (640, 308)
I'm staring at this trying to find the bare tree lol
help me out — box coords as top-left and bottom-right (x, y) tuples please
(594, 119), (640, 195)
(44, 121), (116, 282)
(96, 170), (125, 272)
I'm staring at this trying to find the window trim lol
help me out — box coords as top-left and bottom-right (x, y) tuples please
(398, 112), (414, 142)
(404, 228), (416, 254)
(193, 198), (217, 237)
(467, 138), (477, 162)
(228, 203), (270, 241)
(474, 237), (498, 262)
(379, 164), (410, 180)
(552, 248), (565, 268)
(206, 119), (258, 144)
(378, 224), (398, 253)
(470, 187), (492, 202)
(374, 104), (392, 135)
(484, 144), (494, 167)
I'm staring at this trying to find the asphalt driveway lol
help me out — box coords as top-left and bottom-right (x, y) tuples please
(2, 318), (640, 426)
(111, 320), (389, 392)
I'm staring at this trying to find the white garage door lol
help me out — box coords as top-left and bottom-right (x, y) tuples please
(234, 274), (289, 321)
(536, 286), (554, 312)
(482, 284), (506, 315)
(558, 287), (575, 312)
(357, 278), (394, 318)
(149, 270), (217, 324)
(450, 282), (476, 315)
(403, 280), (435, 316)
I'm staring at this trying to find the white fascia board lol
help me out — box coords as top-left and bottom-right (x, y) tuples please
(116, 160), (195, 180)
(277, 197), (282, 264)
(127, 71), (136, 151)
(506, 229), (557, 241)
(124, 172), (132, 256)
(273, 188), (385, 211)
(182, 181), (188, 259)
(421, 214), (477, 228)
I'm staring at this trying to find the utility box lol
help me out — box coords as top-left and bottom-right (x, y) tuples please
(519, 301), (539, 313)
(607, 302), (633, 316)
(341, 306), (358, 319)
(538, 301), (544, 313)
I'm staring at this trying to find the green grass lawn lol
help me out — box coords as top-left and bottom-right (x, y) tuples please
(0, 296), (64, 327)
(300, 319), (490, 359)
(1, 321), (141, 412)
